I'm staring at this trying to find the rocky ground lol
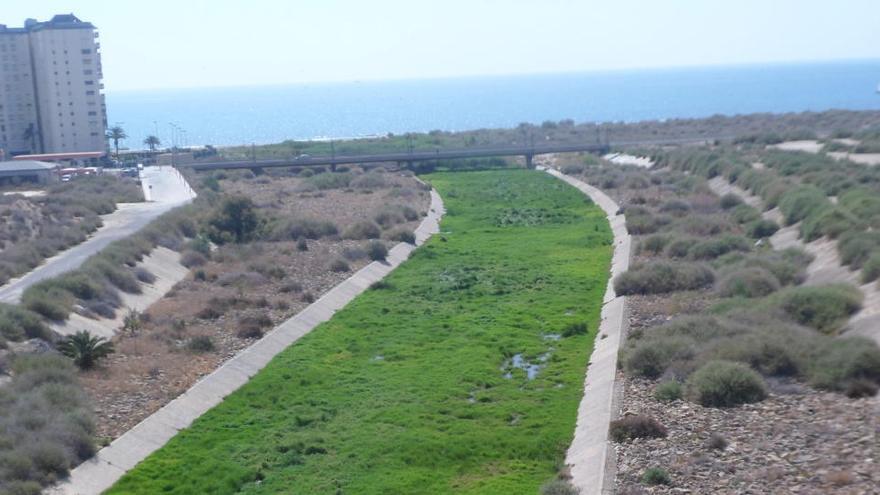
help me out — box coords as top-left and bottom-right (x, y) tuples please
(79, 168), (430, 440)
(551, 153), (880, 494)
(615, 375), (879, 494)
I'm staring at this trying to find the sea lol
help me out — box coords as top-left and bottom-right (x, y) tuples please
(106, 60), (880, 148)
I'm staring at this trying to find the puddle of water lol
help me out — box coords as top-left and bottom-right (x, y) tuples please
(501, 353), (545, 380)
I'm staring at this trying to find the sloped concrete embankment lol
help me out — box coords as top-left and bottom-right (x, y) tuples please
(543, 167), (631, 495)
(707, 177), (880, 345)
(48, 189), (445, 495)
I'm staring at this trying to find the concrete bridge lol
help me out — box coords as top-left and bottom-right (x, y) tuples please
(182, 142), (613, 172)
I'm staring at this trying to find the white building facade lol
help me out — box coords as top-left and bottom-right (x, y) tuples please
(0, 15), (106, 157)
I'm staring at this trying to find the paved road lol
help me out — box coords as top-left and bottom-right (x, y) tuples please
(0, 167), (195, 304)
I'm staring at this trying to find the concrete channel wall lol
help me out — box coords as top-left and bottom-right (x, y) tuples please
(48, 190), (445, 495)
(542, 168), (631, 495)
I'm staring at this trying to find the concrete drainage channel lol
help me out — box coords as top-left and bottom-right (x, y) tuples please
(542, 167), (631, 495)
(48, 189), (445, 495)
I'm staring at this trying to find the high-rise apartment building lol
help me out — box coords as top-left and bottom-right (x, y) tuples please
(0, 14), (107, 157)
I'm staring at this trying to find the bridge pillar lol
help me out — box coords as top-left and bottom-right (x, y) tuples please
(525, 154), (534, 169)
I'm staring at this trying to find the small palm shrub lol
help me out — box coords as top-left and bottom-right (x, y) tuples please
(686, 360), (767, 407)
(58, 330), (115, 370)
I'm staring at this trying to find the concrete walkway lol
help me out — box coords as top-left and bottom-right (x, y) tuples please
(542, 167), (631, 495)
(0, 167), (195, 304)
(48, 190), (445, 495)
(707, 177), (880, 345)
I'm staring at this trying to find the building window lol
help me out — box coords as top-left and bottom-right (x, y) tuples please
(86, 90), (95, 96)
(81, 49), (92, 54)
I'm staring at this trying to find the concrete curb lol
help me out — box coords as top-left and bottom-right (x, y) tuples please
(542, 168), (631, 495)
(48, 189), (445, 495)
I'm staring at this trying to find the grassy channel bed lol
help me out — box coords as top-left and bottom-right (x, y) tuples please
(107, 169), (612, 494)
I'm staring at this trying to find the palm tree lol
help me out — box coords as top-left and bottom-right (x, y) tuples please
(106, 126), (127, 159)
(22, 123), (39, 153)
(143, 135), (161, 152)
(58, 330), (115, 370)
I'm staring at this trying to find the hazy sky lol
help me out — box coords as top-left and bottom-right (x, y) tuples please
(4, 0), (880, 91)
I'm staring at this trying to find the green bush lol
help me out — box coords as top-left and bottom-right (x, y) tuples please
(639, 234), (672, 255)
(206, 196), (263, 244)
(609, 415), (667, 442)
(776, 285), (862, 334)
(719, 193), (744, 210)
(0, 304), (51, 342)
(778, 185), (830, 225)
(539, 480), (579, 495)
(367, 241), (388, 261)
(860, 252), (880, 283)
(330, 258), (350, 272)
(686, 360), (767, 407)
(271, 218), (339, 240)
(186, 335), (215, 353)
(387, 228), (416, 244)
(800, 206), (860, 242)
(304, 172), (352, 190)
(0, 354), (96, 491)
(688, 235), (752, 260)
(614, 261), (714, 295)
(654, 381), (683, 401)
(21, 286), (72, 321)
(809, 337), (880, 391)
(664, 237), (695, 258)
(839, 231), (880, 268)
(642, 467), (671, 486)
(730, 204), (761, 224)
(624, 336), (695, 378)
(746, 219), (779, 239)
(716, 267), (780, 298)
(343, 221), (382, 240)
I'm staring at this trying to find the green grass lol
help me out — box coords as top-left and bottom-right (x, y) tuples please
(107, 170), (612, 494)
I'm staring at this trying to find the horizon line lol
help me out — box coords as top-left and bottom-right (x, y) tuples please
(106, 56), (880, 94)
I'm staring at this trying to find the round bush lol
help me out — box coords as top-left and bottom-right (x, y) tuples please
(716, 267), (781, 298)
(686, 360), (767, 407)
(746, 219), (779, 239)
(609, 415), (667, 442)
(654, 381), (683, 402)
(778, 285), (862, 334)
(719, 193), (744, 210)
(367, 241), (388, 261)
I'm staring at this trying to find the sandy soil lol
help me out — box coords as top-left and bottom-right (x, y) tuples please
(828, 151), (880, 166)
(769, 140), (823, 153)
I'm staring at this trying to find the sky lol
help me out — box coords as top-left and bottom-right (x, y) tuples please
(3, 0), (880, 92)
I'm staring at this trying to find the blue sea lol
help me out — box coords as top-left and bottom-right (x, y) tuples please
(107, 60), (880, 147)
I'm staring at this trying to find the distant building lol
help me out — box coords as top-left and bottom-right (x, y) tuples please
(0, 14), (107, 157)
(0, 160), (57, 185)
